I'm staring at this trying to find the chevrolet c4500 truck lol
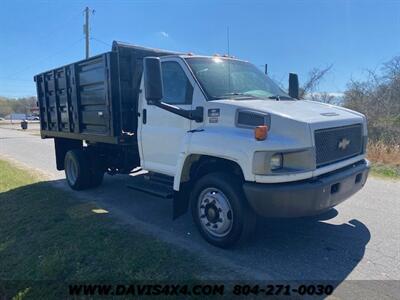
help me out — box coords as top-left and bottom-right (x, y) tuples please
(35, 41), (369, 247)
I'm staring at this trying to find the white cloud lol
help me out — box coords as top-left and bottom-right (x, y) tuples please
(159, 31), (169, 38)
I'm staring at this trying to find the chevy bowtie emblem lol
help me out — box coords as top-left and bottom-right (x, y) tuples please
(338, 138), (351, 150)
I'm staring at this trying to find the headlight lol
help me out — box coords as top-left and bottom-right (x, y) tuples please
(270, 153), (283, 170)
(253, 149), (315, 175)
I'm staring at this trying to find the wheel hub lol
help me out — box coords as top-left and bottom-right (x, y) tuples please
(198, 188), (233, 238)
(205, 204), (219, 223)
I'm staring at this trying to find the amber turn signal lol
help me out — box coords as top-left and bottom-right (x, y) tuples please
(254, 125), (268, 141)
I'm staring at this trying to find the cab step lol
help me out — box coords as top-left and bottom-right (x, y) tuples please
(144, 172), (174, 186)
(127, 174), (174, 199)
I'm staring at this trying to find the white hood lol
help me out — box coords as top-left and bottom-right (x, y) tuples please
(204, 98), (367, 148)
(215, 99), (363, 124)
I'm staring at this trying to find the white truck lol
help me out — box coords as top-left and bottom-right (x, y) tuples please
(35, 41), (369, 247)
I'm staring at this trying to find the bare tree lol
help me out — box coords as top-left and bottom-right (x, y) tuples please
(299, 64), (333, 99)
(344, 56), (400, 144)
(309, 92), (338, 105)
(382, 56), (400, 81)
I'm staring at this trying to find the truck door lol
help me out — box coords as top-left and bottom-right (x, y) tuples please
(138, 58), (194, 176)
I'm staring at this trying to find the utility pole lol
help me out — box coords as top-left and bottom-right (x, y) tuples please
(84, 7), (92, 59)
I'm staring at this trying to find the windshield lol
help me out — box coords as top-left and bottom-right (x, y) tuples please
(185, 57), (291, 100)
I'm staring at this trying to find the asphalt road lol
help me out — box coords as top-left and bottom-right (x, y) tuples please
(0, 126), (399, 296)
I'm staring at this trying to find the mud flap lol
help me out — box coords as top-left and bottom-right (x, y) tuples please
(172, 184), (190, 220)
(54, 138), (82, 170)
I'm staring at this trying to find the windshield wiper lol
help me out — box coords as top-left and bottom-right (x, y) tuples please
(213, 92), (259, 100)
(268, 95), (293, 100)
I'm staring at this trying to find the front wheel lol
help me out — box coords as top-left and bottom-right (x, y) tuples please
(190, 172), (256, 248)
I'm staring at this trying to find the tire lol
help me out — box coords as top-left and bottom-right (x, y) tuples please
(88, 168), (104, 188)
(190, 172), (256, 248)
(64, 149), (91, 190)
(84, 148), (105, 188)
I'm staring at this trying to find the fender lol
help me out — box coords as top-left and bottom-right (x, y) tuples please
(173, 127), (255, 191)
(172, 129), (253, 219)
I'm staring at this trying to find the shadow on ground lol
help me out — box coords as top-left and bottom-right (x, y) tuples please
(248, 209), (371, 280)
(55, 174), (371, 282)
(1, 175), (371, 286)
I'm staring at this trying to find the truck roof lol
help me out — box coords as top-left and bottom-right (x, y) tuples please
(112, 40), (182, 56)
(112, 41), (245, 62)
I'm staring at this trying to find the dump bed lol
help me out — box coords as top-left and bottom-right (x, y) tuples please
(34, 41), (179, 144)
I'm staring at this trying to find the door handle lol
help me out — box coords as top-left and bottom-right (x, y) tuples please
(142, 109), (147, 124)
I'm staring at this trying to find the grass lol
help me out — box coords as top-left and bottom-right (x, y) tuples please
(0, 159), (226, 299)
(370, 164), (400, 179)
(0, 160), (38, 191)
(367, 141), (400, 179)
(367, 141), (400, 165)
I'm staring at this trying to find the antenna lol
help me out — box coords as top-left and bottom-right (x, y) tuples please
(226, 26), (231, 91)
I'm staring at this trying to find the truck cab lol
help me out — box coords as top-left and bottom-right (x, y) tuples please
(138, 54), (369, 247)
(35, 42), (369, 248)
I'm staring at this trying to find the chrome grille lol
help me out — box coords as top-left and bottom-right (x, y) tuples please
(315, 124), (363, 167)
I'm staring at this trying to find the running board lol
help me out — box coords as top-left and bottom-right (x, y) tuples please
(127, 175), (174, 199)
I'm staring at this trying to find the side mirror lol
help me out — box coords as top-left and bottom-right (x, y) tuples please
(144, 57), (163, 103)
(288, 73), (299, 99)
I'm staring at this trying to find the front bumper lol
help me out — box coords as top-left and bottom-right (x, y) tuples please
(243, 159), (369, 217)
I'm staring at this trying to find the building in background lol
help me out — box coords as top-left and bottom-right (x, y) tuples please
(4, 113), (27, 121)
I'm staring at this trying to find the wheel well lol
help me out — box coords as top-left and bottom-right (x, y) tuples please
(183, 155), (245, 185)
(173, 155), (246, 220)
(54, 138), (83, 170)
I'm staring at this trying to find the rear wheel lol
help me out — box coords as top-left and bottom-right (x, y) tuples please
(190, 172), (256, 248)
(88, 166), (104, 188)
(64, 149), (90, 190)
(85, 148), (105, 188)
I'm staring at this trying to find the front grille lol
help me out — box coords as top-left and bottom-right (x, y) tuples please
(315, 124), (363, 167)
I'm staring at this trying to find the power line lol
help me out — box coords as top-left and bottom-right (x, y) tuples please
(2, 8), (91, 81)
(1, 10), (83, 63)
(0, 78), (33, 83)
(2, 35), (110, 85)
(1, 8), (94, 97)
(5, 37), (84, 81)
(91, 36), (112, 47)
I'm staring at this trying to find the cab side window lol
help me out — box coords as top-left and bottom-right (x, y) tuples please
(161, 61), (193, 105)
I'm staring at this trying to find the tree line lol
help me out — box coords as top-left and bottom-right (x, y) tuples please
(0, 96), (37, 117)
(344, 57), (400, 145)
(299, 57), (399, 145)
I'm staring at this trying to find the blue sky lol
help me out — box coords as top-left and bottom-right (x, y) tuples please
(1, 0), (399, 98)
